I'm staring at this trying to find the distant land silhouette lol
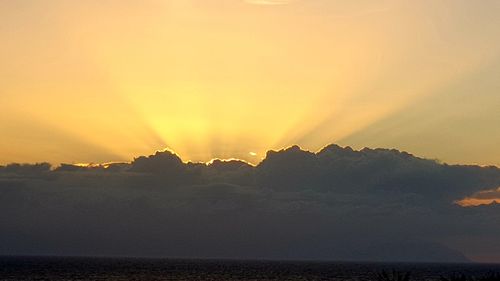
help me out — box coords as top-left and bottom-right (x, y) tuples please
(1, 144), (499, 263)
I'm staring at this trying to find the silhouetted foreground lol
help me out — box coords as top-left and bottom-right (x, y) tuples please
(1, 257), (500, 281)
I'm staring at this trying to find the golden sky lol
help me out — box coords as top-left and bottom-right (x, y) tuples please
(1, 0), (499, 165)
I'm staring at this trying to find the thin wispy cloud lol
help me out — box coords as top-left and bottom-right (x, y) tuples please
(244, 0), (296, 5)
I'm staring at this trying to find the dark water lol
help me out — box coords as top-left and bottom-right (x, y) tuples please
(1, 256), (499, 281)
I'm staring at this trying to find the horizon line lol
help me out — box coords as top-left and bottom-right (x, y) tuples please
(1, 143), (498, 170)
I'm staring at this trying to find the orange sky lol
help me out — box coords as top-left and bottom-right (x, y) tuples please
(1, 0), (500, 166)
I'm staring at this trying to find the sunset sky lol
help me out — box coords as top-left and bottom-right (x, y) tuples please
(2, 1), (500, 265)
(1, 0), (500, 166)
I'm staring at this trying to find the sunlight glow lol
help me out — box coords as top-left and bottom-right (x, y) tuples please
(456, 187), (500, 207)
(1, 1), (500, 166)
(456, 198), (500, 207)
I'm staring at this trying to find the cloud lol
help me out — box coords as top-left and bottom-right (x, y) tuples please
(456, 187), (500, 206)
(244, 0), (296, 5)
(1, 144), (500, 262)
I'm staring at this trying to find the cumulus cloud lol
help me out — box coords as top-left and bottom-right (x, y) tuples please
(1, 144), (500, 262)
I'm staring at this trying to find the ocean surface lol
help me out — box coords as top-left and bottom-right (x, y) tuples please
(0, 256), (499, 281)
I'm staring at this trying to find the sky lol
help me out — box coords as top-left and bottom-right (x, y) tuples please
(1, 0), (500, 264)
(1, 0), (500, 166)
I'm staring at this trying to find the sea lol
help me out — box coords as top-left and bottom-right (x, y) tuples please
(0, 256), (499, 281)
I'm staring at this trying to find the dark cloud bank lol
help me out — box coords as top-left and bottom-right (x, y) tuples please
(1, 144), (500, 263)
